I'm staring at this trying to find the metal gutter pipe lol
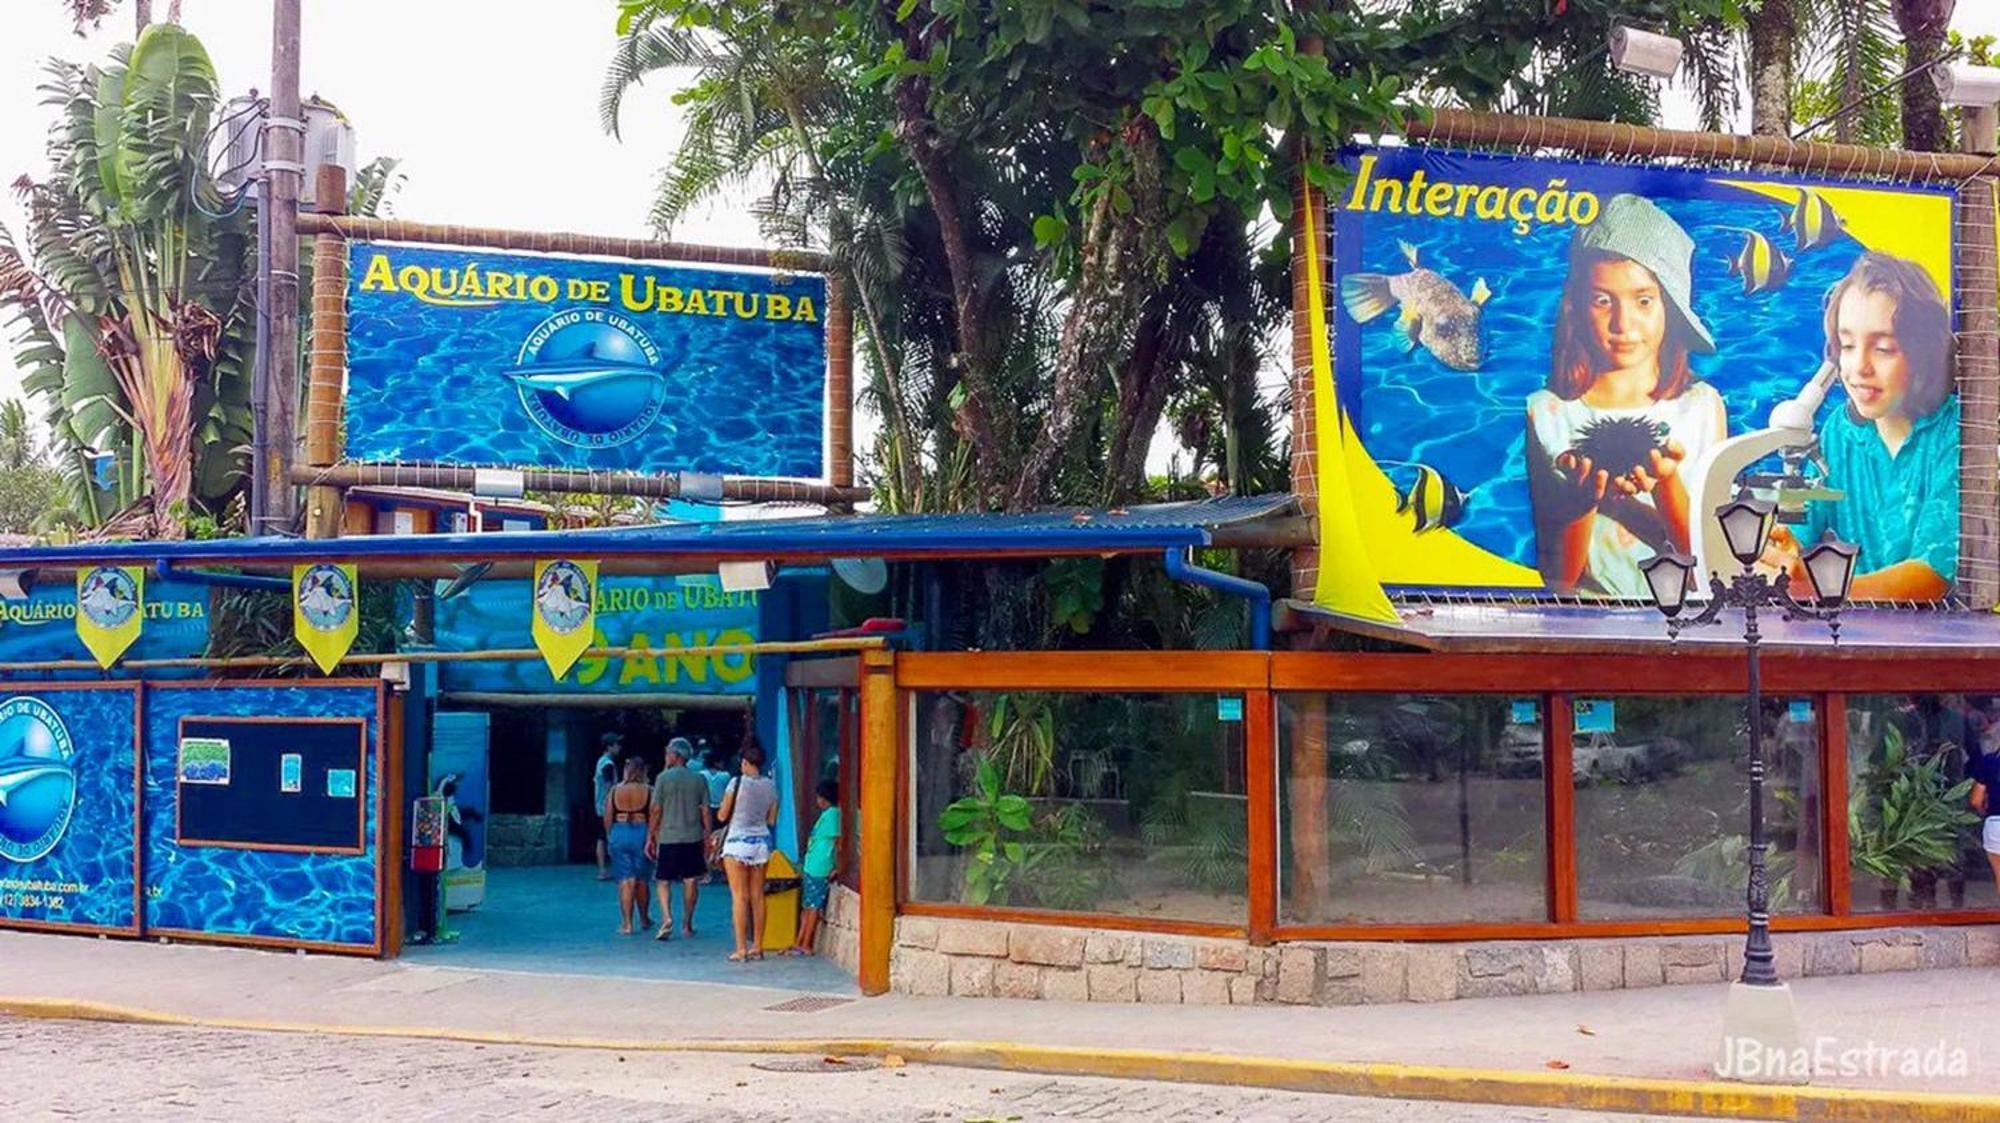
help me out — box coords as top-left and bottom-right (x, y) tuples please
(155, 559), (291, 593)
(1163, 546), (1271, 651)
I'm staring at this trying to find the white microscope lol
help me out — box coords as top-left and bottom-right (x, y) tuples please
(1683, 362), (1845, 585)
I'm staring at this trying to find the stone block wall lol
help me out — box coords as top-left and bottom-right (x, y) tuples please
(822, 884), (861, 976)
(485, 813), (566, 867)
(888, 915), (2000, 1006)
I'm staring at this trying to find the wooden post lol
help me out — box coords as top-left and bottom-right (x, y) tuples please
(1963, 106), (1999, 157)
(1546, 694), (1577, 923)
(1244, 688), (1277, 944)
(1284, 692), (1329, 922)
(825, 277), (855, 490)
(266, 0), (303, 530)
(1822, 693), (1851, 916)
(305, 191), (348, 540)
(857, 648), (898, 995)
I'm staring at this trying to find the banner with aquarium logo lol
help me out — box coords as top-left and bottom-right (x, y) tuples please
(1329, 148), (1958, 601)
(344, 243), (826, 479)
(435, 575), (758, 696)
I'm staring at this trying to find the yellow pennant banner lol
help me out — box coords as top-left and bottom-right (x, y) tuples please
(293, 563), (360, 674)
(75, 564), (144, 669)
(531, 559), (598, 681)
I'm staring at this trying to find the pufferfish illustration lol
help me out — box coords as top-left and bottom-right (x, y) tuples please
(1568, 416), (1671, 480)
(1725, 230), (1792, 295)
(1781, 190), (1845, 252)
(1340, 241), (1491, 372)
(1396, 464), (1468, 533)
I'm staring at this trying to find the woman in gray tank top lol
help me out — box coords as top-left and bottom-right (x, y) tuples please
(717, 742), (780, 961)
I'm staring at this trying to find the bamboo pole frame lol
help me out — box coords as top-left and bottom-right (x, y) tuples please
(289, 462), (868, 505)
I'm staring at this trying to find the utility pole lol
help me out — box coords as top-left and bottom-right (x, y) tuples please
(261, 0), (304, 534)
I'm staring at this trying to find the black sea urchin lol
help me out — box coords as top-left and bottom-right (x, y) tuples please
(1568, 416), (1670, 479)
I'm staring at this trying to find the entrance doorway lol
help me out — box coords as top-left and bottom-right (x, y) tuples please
(403, 698), (849, 991)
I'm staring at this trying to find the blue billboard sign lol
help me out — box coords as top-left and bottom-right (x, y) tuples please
(345, 243), (827, 478)
(435, 575), (758, 696)
(0, 686), (139, 934)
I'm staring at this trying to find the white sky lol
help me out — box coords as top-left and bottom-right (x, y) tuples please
(2, 2), (1998, 475)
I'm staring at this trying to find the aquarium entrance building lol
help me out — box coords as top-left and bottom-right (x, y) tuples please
(1, 109), (1999, 1005)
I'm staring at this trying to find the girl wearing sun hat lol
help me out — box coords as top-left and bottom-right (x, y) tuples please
(1526, 193), (1728, 598)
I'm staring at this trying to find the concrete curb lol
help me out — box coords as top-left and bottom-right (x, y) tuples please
(2, 996), (1994, 1123)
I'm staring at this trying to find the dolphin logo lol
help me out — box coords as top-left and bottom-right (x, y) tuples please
(0, 762), (69, 807)
(501, 340), (659, 400)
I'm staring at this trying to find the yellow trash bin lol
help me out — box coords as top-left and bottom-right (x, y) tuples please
(761, 849), (801, 951)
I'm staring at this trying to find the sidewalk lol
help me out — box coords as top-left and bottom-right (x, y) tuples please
(0, 930), (1993, 1117)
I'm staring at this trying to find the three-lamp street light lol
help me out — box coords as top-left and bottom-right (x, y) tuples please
(1637, 492), (1859, 988)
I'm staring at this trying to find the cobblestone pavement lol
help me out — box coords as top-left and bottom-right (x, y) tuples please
(0, 1017), (1716, 1122)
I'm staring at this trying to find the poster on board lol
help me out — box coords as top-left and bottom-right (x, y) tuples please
(1330, 148), (1958, 601)
(344, 243), (826, 479)
(0, 689), (138, 933)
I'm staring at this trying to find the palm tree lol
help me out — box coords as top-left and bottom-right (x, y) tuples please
(0, 400), (36, 471)
(1892, 0), (1956, 151)
(0, 24), (252, 536)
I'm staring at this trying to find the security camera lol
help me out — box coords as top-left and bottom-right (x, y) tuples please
(1934, 62), (2000, 108)
(1609, 26), (1683, 81)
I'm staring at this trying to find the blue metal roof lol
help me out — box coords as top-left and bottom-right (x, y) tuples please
(0, 495), (1297, 568)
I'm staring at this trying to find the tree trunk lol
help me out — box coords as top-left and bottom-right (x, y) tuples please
(134, 0), (152, 34)
(1011, 122), (1163, 510)
(1105, 293), (1171, 502)
(890, 5), (1006, 507)
(1746, 0), (1794, 136)
(1894, 0), (1956, 152)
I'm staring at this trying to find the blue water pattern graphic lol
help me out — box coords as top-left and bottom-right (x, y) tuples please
(0, 688), (137, 931)
(144, 685), (378, 948)
(345, 243), (826, 477)
(0, 577), (209, 680)
(1332, 149), (1954, 578)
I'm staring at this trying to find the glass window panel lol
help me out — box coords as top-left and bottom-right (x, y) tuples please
(1846, 694), (2000, 913)
(1574, 696), (1821, 919)
(1277, 694), (1547, 925)
(911, 692), (1245, 925)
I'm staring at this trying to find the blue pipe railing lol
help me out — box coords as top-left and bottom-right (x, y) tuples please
(155, 559), (290, 593)
(1162, 546), (1270, 651)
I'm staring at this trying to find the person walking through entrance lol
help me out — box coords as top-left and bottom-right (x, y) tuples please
(718, 742), (779, 962)
(647, 737), (711, 941)
(604, 756), (653, 935)
(592, 733), (623, 881)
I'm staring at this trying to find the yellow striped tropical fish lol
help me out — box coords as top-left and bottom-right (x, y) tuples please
(1726, 230), (1793, 295)
(1397, 464), (1466, 534)
(1781, 190), (1844, 252)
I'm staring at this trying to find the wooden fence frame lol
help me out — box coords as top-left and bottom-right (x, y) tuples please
(848, 650), (2000, 990)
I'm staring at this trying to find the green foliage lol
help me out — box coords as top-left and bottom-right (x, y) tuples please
(1848, 723), (1979, 888)
(1042, 557), (1103, 638)
(606, 0), (1674, 514)
(938, 757), (1103, 908)
(1673, 833), (1796, 911)
(986, 691), (1056, 797)
(204, 580), (403, 675)
(1140, 792), (1248, 895)
(0, 26), (250, 533)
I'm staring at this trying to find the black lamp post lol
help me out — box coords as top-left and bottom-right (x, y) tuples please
(1637, 492), (1859, 988)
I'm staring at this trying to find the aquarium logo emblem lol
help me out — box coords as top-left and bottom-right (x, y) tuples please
(503, 309), (666, 449)
(534, 560), (593, 635)
(77, 566), (139, 631)
(0, 697), (77, 863)
(296, 563), (356, 633)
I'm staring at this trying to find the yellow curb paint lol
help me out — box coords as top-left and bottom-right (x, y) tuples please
(2, 996), (1995, 1123)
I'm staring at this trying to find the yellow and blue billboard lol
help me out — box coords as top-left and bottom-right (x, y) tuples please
(345, 243), (826, 479)
(1323, 148), (1959, 603)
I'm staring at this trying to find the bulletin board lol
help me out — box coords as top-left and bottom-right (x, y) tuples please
(175, 716), (366, 853)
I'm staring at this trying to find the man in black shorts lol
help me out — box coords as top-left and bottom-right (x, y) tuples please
(646, 737), (712, 940)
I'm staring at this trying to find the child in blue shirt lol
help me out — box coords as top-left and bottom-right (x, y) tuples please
(1770, 252), (1957, 601)
(785, 779), (841, 957)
